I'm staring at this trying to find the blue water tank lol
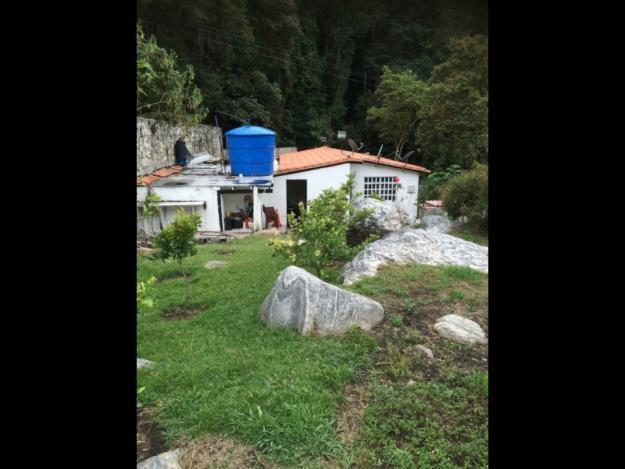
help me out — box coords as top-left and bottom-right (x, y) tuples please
(225, 125), (276, 176)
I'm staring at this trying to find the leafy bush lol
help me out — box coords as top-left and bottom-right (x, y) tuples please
(270, 174), (374, 279)
(441, 163), (487, 229)
(153, 209), (202, 309)
(418, 164), (463, 203)
(137, 276), (156, 312)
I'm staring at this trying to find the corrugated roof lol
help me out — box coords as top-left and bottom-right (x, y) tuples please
(425, 200), (444, 207)
(137, 165), (184, 186)
(275, 146), (431, 175)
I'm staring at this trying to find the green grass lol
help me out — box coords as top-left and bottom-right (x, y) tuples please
(448, 223), (489, 246)
(138, 236), (488, 467)
(346, 264), (488, 468)
(137, 235), (377, 465)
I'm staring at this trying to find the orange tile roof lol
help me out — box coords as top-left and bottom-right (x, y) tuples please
(137, 165), (184, 186)
(275, 146), (430, 175)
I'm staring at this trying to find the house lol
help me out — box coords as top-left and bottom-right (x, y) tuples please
(261, 146), (431, 226)
(137, 144), (430, 239)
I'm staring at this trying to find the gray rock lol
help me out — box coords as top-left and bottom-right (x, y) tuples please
(137, 450), (181, 469)
(433, 314), (487, 345)
(421, 215), (452, 233)
(352, 198), (404, 236)
(258, 266), (384, 336)
(137, 358), (155, 369)
(340, 228), (488, 285)
(414, 345), (434, 359)
(204, 260), (227, 269)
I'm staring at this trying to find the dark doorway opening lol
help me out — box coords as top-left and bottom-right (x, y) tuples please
(286, 180), (307, 226)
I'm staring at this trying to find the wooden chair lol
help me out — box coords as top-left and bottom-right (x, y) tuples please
(262, 205), (280, 229)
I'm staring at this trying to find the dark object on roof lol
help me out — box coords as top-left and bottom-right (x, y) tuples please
(175, 139), (194, 166)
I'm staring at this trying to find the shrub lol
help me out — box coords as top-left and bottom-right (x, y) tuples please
(270, 173), (374, 279)
(137, 276), (157, 312)
(418, 164), (463, 203)
(153, 209), (202, 310)
(441, 163), (487, 229)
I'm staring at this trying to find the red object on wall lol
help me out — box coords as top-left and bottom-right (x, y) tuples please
(393, 176), (400, 182)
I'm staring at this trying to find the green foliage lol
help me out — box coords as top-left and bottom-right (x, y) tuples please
(139, 191), (161, 236)
(368, 192), (384, 201)
(389, 314), (403, 327)
(269, 173), (374, 279)
(441, 162), (488, 229)
(366, 66), (428, 159)
(138, 1), (487, 148)
(137, 276), (157, 312)
(419, 164), (463, 202)
(416, 35), (488, 170)
(137, 23), (208, 126)
(153, 209), (202, 308)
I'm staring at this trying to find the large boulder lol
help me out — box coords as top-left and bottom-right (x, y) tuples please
(258, 266), (384, 336)
(340, 228), (488, 285)
(421, 215), (452, 233)
(433, 314), (487, 345)
(351, 198), (404, 237)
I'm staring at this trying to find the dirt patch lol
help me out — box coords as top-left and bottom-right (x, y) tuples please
(336, 383), (370, 446)
(137, 407), (168, 463)
(216, 250), (235, 256)
(178, 435), (276, 469)
(162, 307), (203, 320)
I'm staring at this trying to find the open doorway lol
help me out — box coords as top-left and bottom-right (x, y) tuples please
(286, 180), (307, 226)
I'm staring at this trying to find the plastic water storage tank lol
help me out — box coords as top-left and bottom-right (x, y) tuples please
(225, 125), (276, 176)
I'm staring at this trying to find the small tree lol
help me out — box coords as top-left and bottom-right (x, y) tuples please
(153, 209), (202, 310)
(139, 192), (161, 238)
(270, 173), (373, 279)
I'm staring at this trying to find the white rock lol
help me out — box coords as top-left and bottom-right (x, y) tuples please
(352, 198), (404, 236)
(421, 215), (452, 233)
(204, 260), (227, 269)
(137, 449), (181, 469)
(137, 358), (155, 369)
(414, 345), (434, 359)
(258, 266), (384, 336)
(341, 228), (488, 285)
(433, 314), (487, 345)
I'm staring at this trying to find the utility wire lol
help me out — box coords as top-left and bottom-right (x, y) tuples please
(139, 4), (370, 79)
(140, 15), (371, 85)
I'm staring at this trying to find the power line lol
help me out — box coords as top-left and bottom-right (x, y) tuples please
(139, 14), (371, 85)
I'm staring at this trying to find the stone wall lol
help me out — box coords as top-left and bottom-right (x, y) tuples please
(137, 117), (223, 176)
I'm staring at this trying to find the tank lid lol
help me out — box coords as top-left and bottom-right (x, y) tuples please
(225, 125), (276, 136)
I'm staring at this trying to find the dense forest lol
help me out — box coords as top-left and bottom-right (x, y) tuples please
(137, 0), (488, 171)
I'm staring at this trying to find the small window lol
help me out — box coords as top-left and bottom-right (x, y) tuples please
(364, 176), (398, 201)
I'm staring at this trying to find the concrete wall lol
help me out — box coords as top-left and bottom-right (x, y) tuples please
(352, 164), (421, 220)
(137, 117), (223, 177)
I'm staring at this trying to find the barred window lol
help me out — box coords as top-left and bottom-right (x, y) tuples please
(364, 176), (398, 201)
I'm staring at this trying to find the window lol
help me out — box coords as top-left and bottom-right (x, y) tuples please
(364, 176), (398, 201)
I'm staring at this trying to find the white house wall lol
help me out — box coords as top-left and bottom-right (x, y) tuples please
(137, 185), (221, 235)
(351, 164), (420, 219)
(261, 163), (352, 222)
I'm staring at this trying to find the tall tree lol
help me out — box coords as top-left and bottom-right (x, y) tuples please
(415, 35), (488, 170)
(366, 66), (427, 159)
(137, 23), (208, 127)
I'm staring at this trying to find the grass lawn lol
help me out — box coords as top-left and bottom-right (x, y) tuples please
(448, 223), (489, 246)
(137, 234), (377, 466)
(138, 234), (488, 467)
